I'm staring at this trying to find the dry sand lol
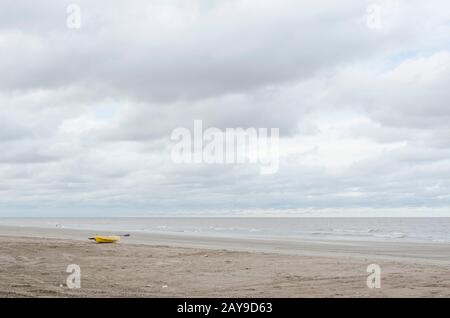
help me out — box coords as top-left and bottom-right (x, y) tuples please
(0, 231), (449, 297)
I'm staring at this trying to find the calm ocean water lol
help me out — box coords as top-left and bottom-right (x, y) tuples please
(0, 217), (449, 243)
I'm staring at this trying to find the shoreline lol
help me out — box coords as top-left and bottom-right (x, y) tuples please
(0, 225), (449, 265)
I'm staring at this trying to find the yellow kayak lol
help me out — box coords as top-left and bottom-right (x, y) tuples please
(92, 235), (121, 243)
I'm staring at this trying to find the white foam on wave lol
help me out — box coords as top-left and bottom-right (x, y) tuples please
(374, 232), (407, 239)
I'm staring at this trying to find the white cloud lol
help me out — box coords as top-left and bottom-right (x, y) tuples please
(0, 0), (449, 216)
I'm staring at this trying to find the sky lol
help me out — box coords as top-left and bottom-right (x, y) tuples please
(0, 0), (450, 217)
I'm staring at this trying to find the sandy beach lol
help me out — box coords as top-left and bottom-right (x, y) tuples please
(0, 225), (449, 298)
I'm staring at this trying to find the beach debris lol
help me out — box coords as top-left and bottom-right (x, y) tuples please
(162, 284), (168, 288)
(11, 283), (32, 288)
(62, 253), (74, 261)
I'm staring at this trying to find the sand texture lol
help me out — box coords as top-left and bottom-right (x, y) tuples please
(0, 234), (449, 298)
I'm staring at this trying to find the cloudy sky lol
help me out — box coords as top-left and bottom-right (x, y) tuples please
(1, 0), (449, 217)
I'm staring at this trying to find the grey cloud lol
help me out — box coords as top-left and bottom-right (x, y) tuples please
(1, 0), (450, 216)
(0, 0), (416, 102)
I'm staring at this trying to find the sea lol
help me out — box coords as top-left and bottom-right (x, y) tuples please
(0, 217), (449, 244)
